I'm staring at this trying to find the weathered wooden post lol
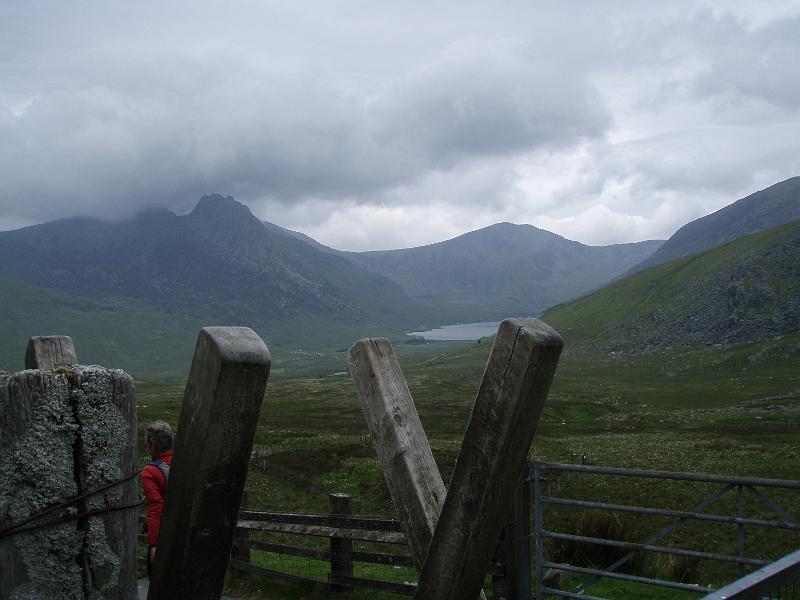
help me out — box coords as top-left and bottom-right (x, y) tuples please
(328, 493), (354, 592)
(349, 319), (560, 600)
(231, 490), (251, 565)
(148, 327), (271, 600)
(0, 365), (138, 600)
(415, 319), (561, 600)
(498, 463), (532, 600)
(347, 338), (489, 600)
(25, 335), (78, 369)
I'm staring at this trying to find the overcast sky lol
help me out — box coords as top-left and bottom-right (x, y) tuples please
(2, 1), (799, 250)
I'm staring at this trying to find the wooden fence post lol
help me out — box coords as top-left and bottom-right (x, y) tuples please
(504, 462), (532, 600)
(148, 327), (271, 600)
(415, 319), (561, 600)
(347, 338), (489, 600)
(25, 335), (77, 370)
(328, 493), (354, 592)
(0, 365), (138, 600)
(231, 490), (251, 565)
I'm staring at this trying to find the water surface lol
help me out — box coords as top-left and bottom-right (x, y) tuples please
(406, 321), (500, 341)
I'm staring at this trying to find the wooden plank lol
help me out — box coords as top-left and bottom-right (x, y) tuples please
(25, 335), (77, 370)
(148, 327), (271, 600)
(347, 338), (489, 599)
(350, 549), (414, 567)
(236, 519), (407, 544)
(346, 340), (449, 563)
(238, 509), (403, 531)
(237, 538), (413, 567)
(415, 318), (562, 600)
(242, 539), (330, 561)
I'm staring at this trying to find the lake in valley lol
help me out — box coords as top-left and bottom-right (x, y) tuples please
(405, 321), (501, 341)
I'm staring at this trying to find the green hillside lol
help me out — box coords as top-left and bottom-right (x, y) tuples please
(542, 219), (800, 354)
(0, 275), (410, 380)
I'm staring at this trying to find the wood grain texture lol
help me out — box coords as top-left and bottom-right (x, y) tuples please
(415, 318), (562, 600)
(25, 336), (77, 370)
(347, 338), (488, 600)
(347, 339), (446, 567)
(148, 327), (271, 600)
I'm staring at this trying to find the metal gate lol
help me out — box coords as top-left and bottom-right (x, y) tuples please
(532, 462), (800, 599)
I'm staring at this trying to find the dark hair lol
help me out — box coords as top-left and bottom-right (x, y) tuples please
(145, 420), (174, 453)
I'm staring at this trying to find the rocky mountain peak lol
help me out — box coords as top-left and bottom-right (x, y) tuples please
(186, 194), (264, 237)
(188, 194), (260, 226)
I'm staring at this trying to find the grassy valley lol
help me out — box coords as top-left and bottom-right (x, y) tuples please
(125, 208), (800, 598)
(4, 181), (798, 598)
(135, 330), (800, 599)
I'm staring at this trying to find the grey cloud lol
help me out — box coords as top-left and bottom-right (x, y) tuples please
(0, 1), (613, 226)
(0, 0), (798, 250)
(693, 15), (800, 109)
(369, 38), (611, 168)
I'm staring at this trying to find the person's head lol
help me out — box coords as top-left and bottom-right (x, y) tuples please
(144, 420), (174, 458)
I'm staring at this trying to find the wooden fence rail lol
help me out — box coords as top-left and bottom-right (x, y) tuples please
(138, 493), (418, 596)
(138, 485), (531, 598)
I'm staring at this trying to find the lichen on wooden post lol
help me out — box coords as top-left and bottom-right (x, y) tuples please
(148, 326), (271, 600)
(0, 365), (138, 600)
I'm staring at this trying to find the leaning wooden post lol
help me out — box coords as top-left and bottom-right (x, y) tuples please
(347, 339), (489, 600)
(493, 466), (532, 600)
(25, 335), (77, 370)
(148, 327), (271, 600)
(415, 318), (562, 600)
(328, 493), (354, 592)
(503, 462), (532, 600)
(231, 490), (251, 565)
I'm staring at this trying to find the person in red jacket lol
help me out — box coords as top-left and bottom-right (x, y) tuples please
(141, 420), (174, 578)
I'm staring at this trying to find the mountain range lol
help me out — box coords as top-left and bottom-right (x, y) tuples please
(343, 224), (661, 322)
(0, 176), (798, 376)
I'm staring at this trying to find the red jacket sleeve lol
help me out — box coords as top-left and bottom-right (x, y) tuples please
(141, 465), (165, 546)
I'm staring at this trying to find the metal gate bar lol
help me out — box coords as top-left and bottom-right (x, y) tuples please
(542, 497), (799, 531)
(533, 462), (800, 599)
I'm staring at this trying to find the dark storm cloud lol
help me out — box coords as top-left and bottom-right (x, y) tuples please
(0, 1), (799, 249)
(0, 1), (611, 225)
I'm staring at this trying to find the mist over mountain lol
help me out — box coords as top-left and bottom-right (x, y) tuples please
(0, 195), (427, 374)
(0, 194), (667, 374)
(2, 175), (798, 377)
(0, 195), (416, 325)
